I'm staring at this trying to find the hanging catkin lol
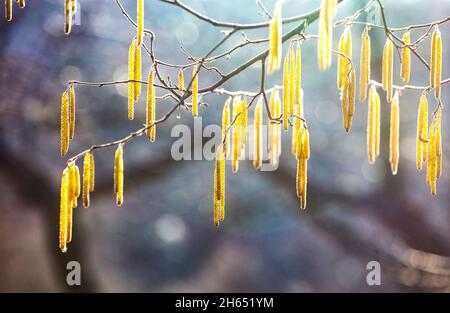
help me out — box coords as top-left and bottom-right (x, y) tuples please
(253, 96), (263, 170)
(128, 40), (136, 120)
(337, 26), (351, 90)
(146, 70), (156, 142)
(374, 87), (381, 158)
(82, 152), (91, 208)
(295, 45), (302, 106)
(416, 94), (428, 171)
(64, 0), (72, 34)
(192, 65), (198, 117)
(283, 54), (289, 130)
(241, 97), (248, 156)
(435, 110), (442, 179)
(289, 48), (295, 117)
(231, 97), (240, 173)
(19, 0), (25, 9)
(430, 26), (442, 99)
(389, 92), (400, 175)
(292, 89), (303, 155)
(318, 0), (337, 70)
(382, 38), (393, 102)
(427, 120), (437, 195)
(134, 44), (142, 101)
(222, 97), (231, 157)
(61, 91), (69, 156)
(367, 86), (376, 164)
(69, 84), (76, 140)
(268, 1), (282, 74)
(296, 126), (310, 209)
(59, 168), (69, 252)
(178, 69), (184, 93)
(114, 144), (124, 206)
(269, 90), (281, 166)
(213, 146), (225, 226)
(137, 0), (144, 46)
(401, 32), (411, 84)
(359, 27), (371, 103)
(5, 0), (12, 21)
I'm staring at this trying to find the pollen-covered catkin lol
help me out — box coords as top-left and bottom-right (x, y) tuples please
(283, 54), (289, 130)
(64, 0), (72, 34)
(219, 147), (225, 222)
(19, 0), (25, 8)
(389, 92), (400, 175)
(134, 44), (142, 101)
(269, 90), (281, 166)
(213, 146), (225, 226)
(436, 110), (442, 179)
(222, 97), (231, 157)
(367, 86), (376, 164)
(253, 96), (263, 170)
(430, 27), (442, 99)
(318, 0), (337, 70)
(416, 94), (428, 171)
(146, 70), (156, 142)
(5, 0), (12, 21)
(114, 144), (124, 206)
(192, 65), (198, 117)
(359, 27), (371, 103)
(61, 91), (69, 156)
(337, 26), (352, 90)
(292, 89), (303, 155)
(374, 88), (381, 158)
(178, 69), (184, 93)
(240, 97), (248, 155)
(383, 38), (394, 102)
(296, 126), (310, 209)
(128, 40), (136, 120)
(82, 153), (91, 208)
(268, 1), (282, 74)
(59, 168), (69, 252)
(232, 98), (240, 173)
(401, 32), (411, 84)
(427, 121), (437, 195)
(289, 48), (295, 117)
(295, 45), (302, 106)
(69, 84), (76, 140)
(137, 0), (144, 46)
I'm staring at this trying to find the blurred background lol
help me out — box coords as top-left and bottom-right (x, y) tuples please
(0, 0), (449, 292)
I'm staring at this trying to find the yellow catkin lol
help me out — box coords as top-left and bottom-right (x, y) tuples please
(19, 0), (25, 9)
(367, 86), (376, 164)
(82, 153), (91, 208)
(292, 89), (303, 155)
(389, 92), (400, 175)
(374, 88), (381, 158)
(114, 144), (124, 206)
(69, 84), (76, 140)
(435, 110), (442, 179)
(359, 27), (371, 103)
(146, 70), (156, 142)
(5, 0), (12, 21)
(61, 91), (69, 156)
(431, 27), (442, 99)
(70, 0), (76, 13)
(283, 54), (289, 130)
(296, 126), (310, 209)
(59, 168), (69, 252)
(222, 97), (231, 157)
(66, 163), (78, 244)
(268, 1), (282, 74)
(337, 29), (346, 89)
(88, 152), (95, 192)
(137, 0), (144, 46)
(401, 32), (411, 84)
(134, 44), (142, 101)
(295, 45), (302, 106)
(383, 38), (394, 102)
(269, 91), (280, 166)
(289, 48), (295, 117)
(219, 147), (225, 222)
(192, 65), (198, 117)
(178, 69), (184, 93)
(427, 121), (437, 195)
(213, 164), (219, 226)
(318, 0), (337, 70)
(128, 40), (136, 120)
(240, 97), (248, 156)
(231, 97), (240, 173)
(253, 96), (263, 170)
(416, 94), (428, 171)
(64, 0), (72, 34)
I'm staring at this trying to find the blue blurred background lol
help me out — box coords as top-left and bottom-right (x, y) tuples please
(0, 0), (449, 292)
